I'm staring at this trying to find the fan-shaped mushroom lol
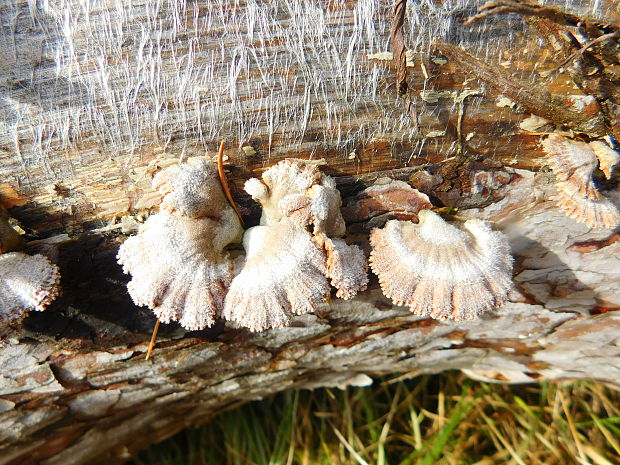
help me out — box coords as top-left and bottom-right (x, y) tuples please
(223, 219), (330, 331)
(369, 210), (513, 321)
(0, 252), (60, 327)
(590, 140), (620, 180)
(1, 205), (59, 335)
(117, 159), (243, 330)
(542, 134), (620, 230)
(224, 159), (368, 331)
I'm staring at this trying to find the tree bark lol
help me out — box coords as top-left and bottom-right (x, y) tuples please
(1, 1), (619, 464)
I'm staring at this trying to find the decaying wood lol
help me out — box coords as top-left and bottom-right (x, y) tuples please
(0, 0), (572, 232)
(433, 41), (609, 138)
(2, 172), (620, 465)
(390, 0), (409, 95)
(0, 0), (619, 464)
(464, 0), (603, 28)
(465, 0), (620, 142)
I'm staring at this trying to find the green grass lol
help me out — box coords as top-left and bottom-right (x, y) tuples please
(133, 373), (620, 465)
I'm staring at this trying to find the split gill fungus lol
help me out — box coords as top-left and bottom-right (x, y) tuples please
(370, 209), (513, 321)
(542, 134), (620, 230)
(223, 159), (368, 332)
(117, 159), (243, 330)
(0, 205), (60, 335)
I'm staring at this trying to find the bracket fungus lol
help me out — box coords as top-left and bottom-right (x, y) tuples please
(542, 134), (620, 230)
(590, 140), (620, 181)
(0, 207), (60, 332)
(224, 159), (368, 332)
(117, 159), (243, 331)
(0, 252), (60, 328)
(369, 210), (513, 321)
(223, 219), (331, 331)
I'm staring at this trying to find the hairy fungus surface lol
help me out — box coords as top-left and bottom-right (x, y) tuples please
(244, 158), (324, 226)
(0, 252), (60, 327)
(542, 134), (620, 230)
(117, 160), (243, 330)
(369, 210), (513, 321)
(590, 140), (620, 180)
(223, 219), (330, 331)
(225, 159), (368, 332)
(321, 236), (369, 299)
(245, 159), (346, 235)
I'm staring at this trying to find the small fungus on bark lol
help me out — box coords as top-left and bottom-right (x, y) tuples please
(369, 209), (513, 321)
(0, 206), (60, 334)
(224, 159), (368, 331)
(117, 159), (243, 331)
(0, 253), (60, 329)
(589, 140), (620, 181)
(542, 134), (620, 230)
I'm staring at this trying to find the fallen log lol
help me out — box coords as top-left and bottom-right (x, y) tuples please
(0, 1), (619, 464)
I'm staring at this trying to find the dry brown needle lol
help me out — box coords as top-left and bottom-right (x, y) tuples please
(145, 319), (160, 360)
(217, 141), (244, 226)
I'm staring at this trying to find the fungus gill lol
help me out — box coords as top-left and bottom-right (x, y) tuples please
(117, 159), (243, 331)
(542, 134), (620, 230)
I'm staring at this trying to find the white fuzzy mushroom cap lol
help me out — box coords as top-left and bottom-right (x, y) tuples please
(369, 210), (513, 321)
(245, 159), (345, 235)
(0, 252), (60, 326)
(542, 134), (620, 230)
(245, 159), (323, 226)
(227, 159), (368, 332)
(223, 219), (330, 332)
(279, 182), (346, 237)
(153, 159), (229, 218)
(117, 161), (243, 330)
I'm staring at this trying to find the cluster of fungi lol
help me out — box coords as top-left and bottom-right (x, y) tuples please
(1, 0), (619, 355)
(117, 157), (372, 337)
(115, 154), (515, 352)
(114, 0), (619, 346)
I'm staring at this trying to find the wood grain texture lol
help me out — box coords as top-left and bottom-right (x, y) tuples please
(0, 0), (614, 234)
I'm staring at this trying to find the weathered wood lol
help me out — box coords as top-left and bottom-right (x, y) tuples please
(0, 0), (619, 464)
(2, 0), (614, 234)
